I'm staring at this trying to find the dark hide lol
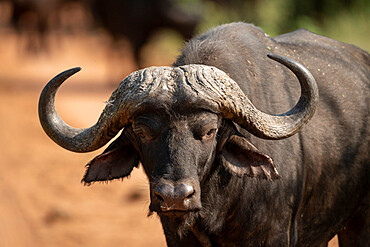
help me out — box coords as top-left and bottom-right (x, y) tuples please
(83, 23), (369, 246)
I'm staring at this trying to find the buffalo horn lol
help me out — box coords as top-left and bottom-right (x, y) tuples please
(38, 67), (174, 152)
(202, 54), (319, 139)
(38, 55), (318, 153)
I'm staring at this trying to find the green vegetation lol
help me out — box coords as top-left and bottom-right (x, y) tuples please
(180, 0), (370, 51)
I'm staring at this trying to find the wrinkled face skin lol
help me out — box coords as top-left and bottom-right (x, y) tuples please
(83, 97), (278, 218)
(132, 109), (221, 215)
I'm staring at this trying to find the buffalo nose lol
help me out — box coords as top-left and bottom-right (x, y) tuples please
(154, 183), (195, 211)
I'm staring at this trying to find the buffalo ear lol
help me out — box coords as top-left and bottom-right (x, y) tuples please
(221, 135), (279, 180)
(82, 134), (140, 185)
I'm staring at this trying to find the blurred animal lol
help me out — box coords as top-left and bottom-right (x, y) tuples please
(39, 23), (369, 246)
(89, 0), (200, 67)
(3, 0), (200, 66)
(2, 0), (80, 51)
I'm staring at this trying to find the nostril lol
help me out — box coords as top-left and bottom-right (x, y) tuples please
(185, 190), (195, 199)
(156, 194), (164, 202)
(177, 184), (195, 200)
(154, 184), (174, 203)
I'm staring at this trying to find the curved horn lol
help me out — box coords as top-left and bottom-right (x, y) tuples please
(38, 67), (174, 152)
(38, 67), (117, 152)
(180, 54), (318, 140)
(39, 55), (318, 153)
(216, 54), (319, 139)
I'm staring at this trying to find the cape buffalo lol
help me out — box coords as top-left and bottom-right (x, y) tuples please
(38, 22), (369, 246)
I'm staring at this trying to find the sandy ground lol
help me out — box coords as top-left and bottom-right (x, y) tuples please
(0, 30), (339, 246)
(0, 88), (167, 247)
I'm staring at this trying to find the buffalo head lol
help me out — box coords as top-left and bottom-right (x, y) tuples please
(38, 54), (318, 215)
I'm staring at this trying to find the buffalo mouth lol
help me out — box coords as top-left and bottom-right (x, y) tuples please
(156, 209), (198, 217)
(149, 200), (202, 217)
(150, 203), (202, 214)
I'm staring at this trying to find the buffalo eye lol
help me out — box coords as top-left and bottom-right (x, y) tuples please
(202, 128), (218, 140)
(137, 131), (146, 139)
(133, 124), (153, 142)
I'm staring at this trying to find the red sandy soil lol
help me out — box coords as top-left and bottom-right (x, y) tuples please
(0, 30), (338, 246)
